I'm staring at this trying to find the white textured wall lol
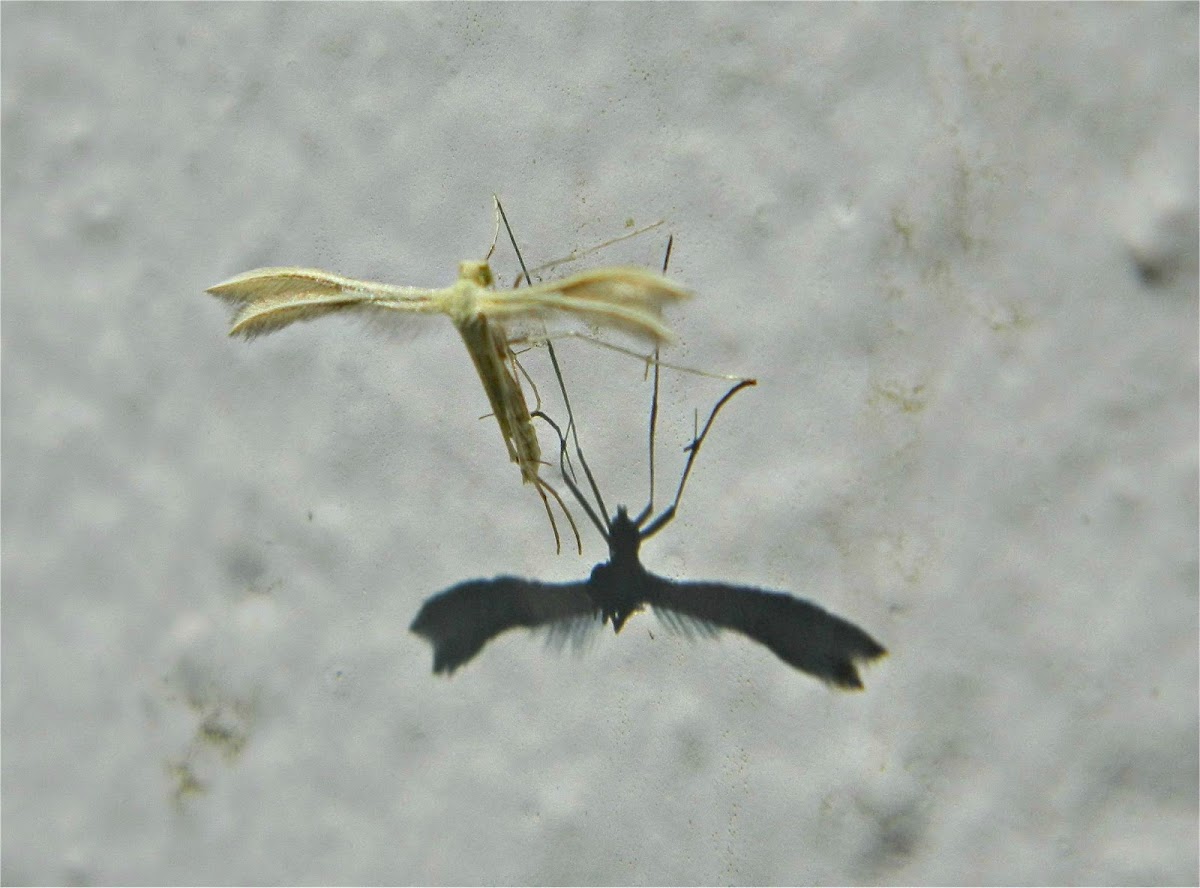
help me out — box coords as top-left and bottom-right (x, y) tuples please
(3, 4), (1196, 884)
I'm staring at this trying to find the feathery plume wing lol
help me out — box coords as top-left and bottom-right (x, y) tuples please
(476, 267), (691, 343)
(206, 268), (436, 339)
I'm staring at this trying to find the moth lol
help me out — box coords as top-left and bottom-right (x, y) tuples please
(206, 199), (689, 552)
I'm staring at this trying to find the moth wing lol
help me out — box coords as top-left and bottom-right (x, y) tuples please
(477, 267), (692, 344)
(206, 268), (436, 339)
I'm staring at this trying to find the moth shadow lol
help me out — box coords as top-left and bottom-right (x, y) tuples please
(410, 559), (886, 690)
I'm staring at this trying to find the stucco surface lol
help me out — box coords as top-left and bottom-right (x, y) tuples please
(3, 4), (1197, 884)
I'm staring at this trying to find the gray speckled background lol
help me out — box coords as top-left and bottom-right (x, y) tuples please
(3, 3), (1197, 884)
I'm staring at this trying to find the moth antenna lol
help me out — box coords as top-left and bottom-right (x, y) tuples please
(640, 377), (757, 541)
(636, 234), (673, 527)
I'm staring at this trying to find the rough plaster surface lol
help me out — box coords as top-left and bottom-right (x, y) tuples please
(2, 4), (1197, 884)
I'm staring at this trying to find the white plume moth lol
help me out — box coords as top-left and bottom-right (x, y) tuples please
(206, 199), (690, 552)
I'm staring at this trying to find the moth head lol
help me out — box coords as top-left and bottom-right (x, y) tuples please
(458, 260), (493, 288)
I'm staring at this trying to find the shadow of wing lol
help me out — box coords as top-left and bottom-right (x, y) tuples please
(410, 576), (595, 674)
(644, 576), (887, 689)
